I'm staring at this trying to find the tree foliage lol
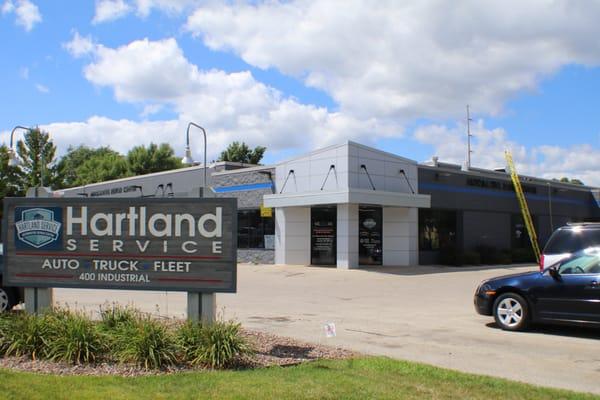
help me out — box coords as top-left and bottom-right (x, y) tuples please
(72, 152), (129, 187)
(126, 143), (182, 176)
(15, 127), (58, 189)
(56, 146), (122, 188)
(554, 177), (585, 185)
(217, 142), (266, 164)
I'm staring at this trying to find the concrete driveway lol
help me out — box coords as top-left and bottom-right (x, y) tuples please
(54, 264), (600, 395)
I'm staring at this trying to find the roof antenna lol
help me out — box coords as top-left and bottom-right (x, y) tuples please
(466, 104), (473, 170)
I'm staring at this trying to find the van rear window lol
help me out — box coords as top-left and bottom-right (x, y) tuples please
(544, 229), (600, 254)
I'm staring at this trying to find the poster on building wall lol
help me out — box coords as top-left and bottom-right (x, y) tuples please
(260, 203), (272, 217)
(264, 234), (275, 249)
(3, 198), (237, 292)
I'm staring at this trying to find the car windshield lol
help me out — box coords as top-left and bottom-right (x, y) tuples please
(557, 249), (600, 275)
(544, 228), (600, 254)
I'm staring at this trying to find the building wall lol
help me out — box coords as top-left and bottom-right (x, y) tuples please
(275, 141), (418, 195)
(337, 203), (359, 269)
(418, 165), (600, 264)
(275, 207), (310, 265)
(462, 211), (511, 250)
(383, 207), (418, 265)
(212, 167), (275, 209)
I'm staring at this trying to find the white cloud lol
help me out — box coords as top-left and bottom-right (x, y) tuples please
(414, 121), (600, 186)
(19, 66), (29, 79)
(54, 37), (385, 160)
(134, 0), (198, 17)
(92, 0), (131, 24)
(35, 83), (49, 93)
(62, 31), (97, 58)
(1, 0), (14, 13)
(2, 0), (41, 31)
(140, 104), (163, 118)
(185, 1), (600, 121)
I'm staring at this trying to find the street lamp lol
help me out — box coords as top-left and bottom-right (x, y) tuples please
(182, 122), (207, 197)
(8, 125), (30, 167)
(8, 125), (48, 188)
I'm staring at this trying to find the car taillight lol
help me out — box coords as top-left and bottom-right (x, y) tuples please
(539, 254), (544, 271)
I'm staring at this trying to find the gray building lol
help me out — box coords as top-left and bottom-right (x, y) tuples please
(56, 141), (600, 267)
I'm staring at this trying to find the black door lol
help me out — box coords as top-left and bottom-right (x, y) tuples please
(311, 207), (337, 265)
(359, 206), (382, 265)
(532, 254), (600, 323)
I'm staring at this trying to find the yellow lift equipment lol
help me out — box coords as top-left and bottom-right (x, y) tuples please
(504, 150), (541, 264)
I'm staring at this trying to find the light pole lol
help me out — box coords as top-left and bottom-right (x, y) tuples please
(182, 122), (207, 197)
(8, 125), (47, 188)
(7, 125), (53, 313)
(547, 182), (554, 232)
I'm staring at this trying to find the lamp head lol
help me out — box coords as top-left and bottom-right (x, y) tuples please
(7, 149), (20, 167)
(181, 146), (194, 165)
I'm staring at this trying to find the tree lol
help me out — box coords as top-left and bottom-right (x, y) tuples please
(55, 145), (121, 188)
(126, 143), (182, 176)
(16, 127), (58, 189)
(0, 145), (26, 221)
(218, 141), (266, 164)
(74, 152), (129, 186)
(556, 177), (585, 185)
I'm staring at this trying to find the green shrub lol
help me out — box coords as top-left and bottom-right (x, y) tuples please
(46, 311), (105, 364)
(99, 304), (138, 330)
(0, 312), (16, 354)
(176, 320), (204, 362)
(3, 313), (52, 359)
(182, 321), (253, 369)
(114, 317), (177, 369)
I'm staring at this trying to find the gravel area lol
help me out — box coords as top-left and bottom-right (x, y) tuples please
(0, 329), (356, 377)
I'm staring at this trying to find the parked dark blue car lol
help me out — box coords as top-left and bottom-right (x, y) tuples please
(475, 248), (600, 331)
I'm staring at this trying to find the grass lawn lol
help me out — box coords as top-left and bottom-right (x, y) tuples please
(0, 357), (597, 400)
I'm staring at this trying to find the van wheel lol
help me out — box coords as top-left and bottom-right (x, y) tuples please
(493, 293), (530, 331)
(0, 286), (16, 313)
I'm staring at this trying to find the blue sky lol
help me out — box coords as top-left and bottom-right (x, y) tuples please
(1, 1), (599, 184)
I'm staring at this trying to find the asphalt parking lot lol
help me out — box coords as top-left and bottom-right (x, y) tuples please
(55, 264), (600, 394)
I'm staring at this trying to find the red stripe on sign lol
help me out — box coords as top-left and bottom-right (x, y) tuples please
(16, 273), (73, 279)
(157, 277), (224, 283)
(15, 252), (222, 261)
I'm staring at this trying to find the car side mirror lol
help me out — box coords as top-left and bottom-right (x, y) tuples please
(548, 266), (561, 281)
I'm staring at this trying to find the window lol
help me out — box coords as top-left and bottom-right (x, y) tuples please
(237, 209), (275, 249)
(558, 254), (600, 275)
(544, 229), (600, 254)
(419, 209), (457, 251)
(511, 214), (535, 250)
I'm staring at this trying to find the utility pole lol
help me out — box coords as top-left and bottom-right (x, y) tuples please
(466, 105), (473, 169)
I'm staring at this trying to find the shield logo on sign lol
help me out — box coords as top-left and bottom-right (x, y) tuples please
(15, 207), (62, 249)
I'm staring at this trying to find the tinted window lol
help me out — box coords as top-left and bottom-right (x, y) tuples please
(544, 229), (600, 254)
(237, 209), (275, 249)
(419, 209), (457, 251)
(558, 254), (600, 275)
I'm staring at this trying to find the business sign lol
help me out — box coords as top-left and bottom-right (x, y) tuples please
(260, 203), (272, 218)
(3, 198), (237, 292)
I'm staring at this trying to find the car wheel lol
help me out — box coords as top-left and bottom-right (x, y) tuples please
(493, 293), (530, 331)
(0, 286), (16, 313)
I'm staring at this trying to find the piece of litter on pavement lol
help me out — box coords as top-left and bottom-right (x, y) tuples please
(324, 322), (336, 338)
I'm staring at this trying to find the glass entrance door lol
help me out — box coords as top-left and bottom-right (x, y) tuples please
(311, 207), (337, 265)
(359, 206), (383, 265)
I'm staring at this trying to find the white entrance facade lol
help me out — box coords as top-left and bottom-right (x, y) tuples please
(264, 142), (431, 268)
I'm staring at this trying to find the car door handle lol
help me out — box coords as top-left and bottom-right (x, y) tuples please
(589, 281), (600, 288)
